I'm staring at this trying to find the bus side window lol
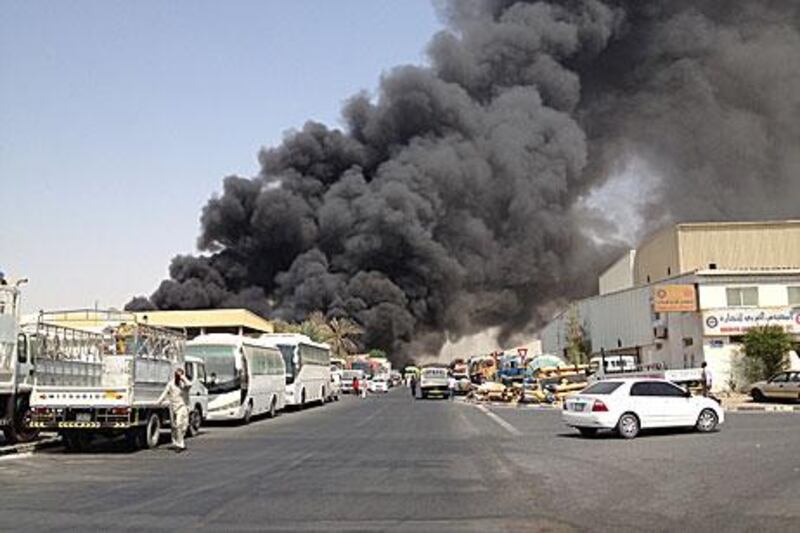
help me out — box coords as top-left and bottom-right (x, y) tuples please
(17, 333), (27, 364)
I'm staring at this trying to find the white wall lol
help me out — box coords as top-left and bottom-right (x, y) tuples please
(699, 282), (794, 309)
(599, 250), (636, 295)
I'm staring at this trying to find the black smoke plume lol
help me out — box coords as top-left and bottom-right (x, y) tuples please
(128, 1), (800, 362)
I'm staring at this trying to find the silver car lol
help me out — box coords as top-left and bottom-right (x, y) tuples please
(750, 371), (800, 402)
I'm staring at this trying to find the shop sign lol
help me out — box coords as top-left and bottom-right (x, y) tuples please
(703, 307), (800, 335)
(653, 285), (697, 312)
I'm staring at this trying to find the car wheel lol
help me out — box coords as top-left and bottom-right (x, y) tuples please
(617, 413), (640, 439)
(578, 427), (598, 437)
(186, 406), (202, 437)
(696, 408), (718, 433)
(751, 388), (765, 402)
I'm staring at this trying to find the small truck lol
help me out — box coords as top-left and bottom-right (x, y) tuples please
(417, 365), (450, 399)
(0, 281), (39, 444)
(28, 310), (186, 451)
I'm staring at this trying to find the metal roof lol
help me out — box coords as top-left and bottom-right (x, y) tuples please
(134, 309), (274, 333)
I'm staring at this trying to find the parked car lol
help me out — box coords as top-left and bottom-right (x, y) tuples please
(562, 379), (724, 439)
(368, 377), (389, 393)
(750, 371), (800, 402)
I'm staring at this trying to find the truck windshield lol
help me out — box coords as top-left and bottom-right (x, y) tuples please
(278, 344), (297, 384)
(187, 344), (239, 394)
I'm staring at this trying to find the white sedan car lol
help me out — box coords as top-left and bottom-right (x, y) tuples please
(368, 378), (389, 393)
(562, 378), (724, 439)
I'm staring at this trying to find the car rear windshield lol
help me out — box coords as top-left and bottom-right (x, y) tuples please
(581, 381), (623, 395)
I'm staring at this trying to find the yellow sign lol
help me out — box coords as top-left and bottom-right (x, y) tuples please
(653, 285), (697, 312)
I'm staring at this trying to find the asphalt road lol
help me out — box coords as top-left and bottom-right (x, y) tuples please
(1, 389), (799, 532)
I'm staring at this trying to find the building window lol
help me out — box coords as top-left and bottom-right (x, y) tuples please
(726, 287), (758, 307)
(789, 287), (800, 306)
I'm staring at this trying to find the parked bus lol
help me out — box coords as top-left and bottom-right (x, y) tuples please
(262, 334), (331, 408)
(186, 334), (285, 423)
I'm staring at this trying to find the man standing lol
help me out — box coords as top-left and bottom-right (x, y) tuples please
(448, 374), (456, 400)
(700, 361), (713, 397)
(410, 375), (417, 398)
(158, 367), (191, 453)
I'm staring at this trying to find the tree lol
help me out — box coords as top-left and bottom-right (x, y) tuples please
(368, 349), (387, 359)
(325, 317), (363, 358)
(299, 311), (332, 344)
(742, 325), (793, 381)
(564, 304), (590, 365)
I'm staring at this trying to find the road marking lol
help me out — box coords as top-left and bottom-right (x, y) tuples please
(475, 404), (521, 436)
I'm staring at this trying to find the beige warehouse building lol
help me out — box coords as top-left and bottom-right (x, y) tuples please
(543, 220), (800, 392)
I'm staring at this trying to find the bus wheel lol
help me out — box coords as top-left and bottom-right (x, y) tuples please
(268, 397), (277, 418)
(242, 401), (253, 425)
(187, 406), (202, 437)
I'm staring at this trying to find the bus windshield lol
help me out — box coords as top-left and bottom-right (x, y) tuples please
(186, 344), (239, 394)
(278, 344), (297, 384)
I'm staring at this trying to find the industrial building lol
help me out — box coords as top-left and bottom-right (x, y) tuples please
(35, 308), (275, 340)
(541, 220), (800, 392)
(134, 309), (274, 339)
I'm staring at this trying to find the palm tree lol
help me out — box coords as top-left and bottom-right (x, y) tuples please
(299, 311), (332, 343)
(324, 316), (363, 358)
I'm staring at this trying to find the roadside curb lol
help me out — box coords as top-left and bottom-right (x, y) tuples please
(0, 435), (61, 458)
(725, 404), (800, 413)
(458, 398), (800, 414)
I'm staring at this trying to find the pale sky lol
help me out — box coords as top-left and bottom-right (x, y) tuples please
(0, 0), (441, 313)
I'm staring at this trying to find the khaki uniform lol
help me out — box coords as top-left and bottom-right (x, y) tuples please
(158, 376), (190, 449)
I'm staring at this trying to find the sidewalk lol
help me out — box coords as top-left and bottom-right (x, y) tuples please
(0, 434), (61, 458)
(720, 393), (800, 413)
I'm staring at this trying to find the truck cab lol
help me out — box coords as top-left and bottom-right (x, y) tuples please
(0, 284), (39, 443)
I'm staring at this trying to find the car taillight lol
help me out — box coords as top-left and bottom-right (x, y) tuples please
(592, 399), (609, 412)
(111, 407), (130, 415)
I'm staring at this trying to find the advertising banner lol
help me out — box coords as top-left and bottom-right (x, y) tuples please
(703, 307), (800, 335)
(653, 285), (697, 312)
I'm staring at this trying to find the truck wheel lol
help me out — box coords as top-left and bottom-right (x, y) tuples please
(63, 432), (90, 453)
(124, 429), (142, 451)
(2, 396), (39, 444)
(186, 406), (202, 437)
(142, 413), (161, 449)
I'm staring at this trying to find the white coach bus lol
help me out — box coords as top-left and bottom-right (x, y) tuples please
(261, 334), (331, 408)
(186, 334), (285, 423)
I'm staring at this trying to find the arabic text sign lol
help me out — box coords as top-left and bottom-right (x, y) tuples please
(703, 307), (800, 335)
(653, 285), (697, 312)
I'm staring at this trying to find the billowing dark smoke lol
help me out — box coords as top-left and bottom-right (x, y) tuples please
(128, 1), (800, 362)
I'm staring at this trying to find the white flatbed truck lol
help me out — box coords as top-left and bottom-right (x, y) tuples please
(28, 310), (186, 451)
